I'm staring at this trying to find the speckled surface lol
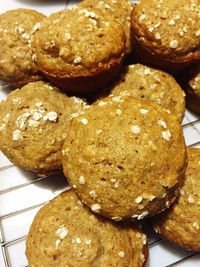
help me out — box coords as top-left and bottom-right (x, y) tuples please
(0, 81), (86, 175)
(62, 95), (187, 220)
(131, 0), (200, 62)
(26, 190), (148, 267)
(0, 9), (46, 87)
(110, 64), (185, 122)
(153, 148), (200, 251)
(80, 0), (132, 53)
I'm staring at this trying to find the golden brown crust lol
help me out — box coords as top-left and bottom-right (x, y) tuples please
(179, 63), (200, 114)
(26, 190), (148, 267)
(62, 95), (187, 220)
(80, 0), (132, 54)
(0, 81), (87, 175)
(40, 57), (122, 95)
(152, 148), (200, 251)
(0, 9), (46, 86)
(33, 7), (126, 94)
(130, 39), (195, 73)
(110, 64), (185, 122)
(131, 0), (200, 71)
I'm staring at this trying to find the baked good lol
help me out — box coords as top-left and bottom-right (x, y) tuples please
(131, 0), (200, 72)
(33, 6), (126, 94)
(80, 0), (132, 54)
(153, 148), (200, 251)
(62, 95), (187, 220)
(110, 64), (185, 122)
(0, 81), (87, 175)
(179, 63), (200, 115)
(26, 190), (148, 267)
(0, 9), (45, 87)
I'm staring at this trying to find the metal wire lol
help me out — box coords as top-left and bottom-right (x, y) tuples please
(0, 92), (200, 267)
(0, 116), (199, 267)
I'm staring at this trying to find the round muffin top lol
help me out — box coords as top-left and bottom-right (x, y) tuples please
(110, 64), (185, 122)
(33, 6), (126, 77)
(131, 0), (200, 61)
(153, 148), (200, 251)
(0, 9), (46, 86)
(26, 190), (148, 267)
(62, 95), (187, 220)
(0, 81), (87, 175)
(80, 0), (132, 53)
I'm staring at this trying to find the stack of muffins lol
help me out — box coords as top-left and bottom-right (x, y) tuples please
(0, 0), (200, 266)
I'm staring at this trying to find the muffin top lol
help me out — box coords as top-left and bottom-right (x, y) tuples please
(111, 64), (185, 122)
(62, 95), (187, 220)
(0, 81), (87, 175)
(0, 9), (46, 86)
(153, 148), (200, 251)
(33, 6), (126, 77)
(131, 0), (200, 61)
(80, 0), (132, 53)
(26, 190), (148, 267)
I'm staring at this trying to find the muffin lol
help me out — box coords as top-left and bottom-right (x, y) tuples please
(80, 0), (132, 54)
(180, 63), (200, 114)
(0, 81), (87, 175)
(0, 9), (46, 87)
(33, 6), (126, 95)
(110, 64), (185, 122)
(26, 190), (148, 267)
(62, 95), (187, 220)
(153, 148), (200, 251)
(131, 0), (200, 72)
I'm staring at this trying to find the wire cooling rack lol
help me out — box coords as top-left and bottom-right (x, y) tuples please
(0, 1), (200, 267)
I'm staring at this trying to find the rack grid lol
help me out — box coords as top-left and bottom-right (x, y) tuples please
(0, 1), (200, 266)
(1, 88), (200, 267)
